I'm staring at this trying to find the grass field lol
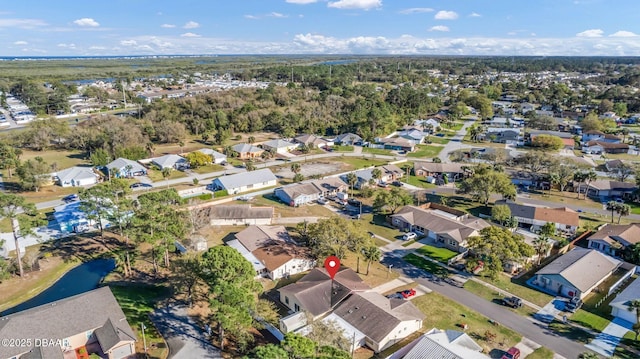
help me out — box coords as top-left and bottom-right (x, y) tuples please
(427, 136), (451, 145)
(332, 145), (354, 152)
(333, 156), (388, 170)
(407, 145), (444, 159)
(190, 164), (225, 174)
(356, 213), (404, 241)
(403, 253), (450, 277)
(362, 147), (393, 156)
(249, 193), (335, 218)
(526, 347), (555, 359)
(571, 309), (611, 332)
(402, 174), (437, 189)
(146, 168), (189, 182)
(476, 273), (553, 307)
(463, 280), (538, 317)
(415, 245), (458, 263)
(20, 149), (88, 170)
(412, 292), (522, 353)
(341, 250), (399, 288)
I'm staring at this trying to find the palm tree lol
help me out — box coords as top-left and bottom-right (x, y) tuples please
(346, 172), (358, 195)
(627, 299), (640, 340)
(0, 193), (38, 278)
(606, 201), (620, 223)
(371, 168), (382, 184)
(291, 163), (301, 174)
(573, 171), (587, 199)
(248, 135), (256, 144)
(532, 235), (552, 266)
(621, 128), (630, 143)
(583, 170), (597, 200)
(178, 140), (185, 155)
(617, 203), (631, 224)
(362, 245), (382, 275)
(162, 167), (172, 188)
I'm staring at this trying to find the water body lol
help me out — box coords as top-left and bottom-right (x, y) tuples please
(0, 258), (116, 316)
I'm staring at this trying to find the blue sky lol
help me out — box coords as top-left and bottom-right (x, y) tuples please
(1, 0), (639, 56)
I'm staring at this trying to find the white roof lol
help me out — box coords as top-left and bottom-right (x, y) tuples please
(152, 154), (187, 168)
(214, 168), (277, 190)
(262, 139), (297, 149)
(322, 313), (367, 344)
(106, 158), (146, 173)
(55, 166), (97, 183)
(197, 148), (226, 159)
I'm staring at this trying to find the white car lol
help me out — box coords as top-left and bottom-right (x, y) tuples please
(402, 232), (417, 240)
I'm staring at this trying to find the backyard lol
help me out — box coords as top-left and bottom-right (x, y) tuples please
(356, 213), (405, 241)
(402, 174), (437, 189)
(407, 145), (444, 159)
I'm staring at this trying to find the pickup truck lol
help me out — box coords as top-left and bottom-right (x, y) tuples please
(501, 296), (523, 309)
(565, 297), (583, 313)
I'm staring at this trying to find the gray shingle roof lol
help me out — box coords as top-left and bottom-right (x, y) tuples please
(610, 277), (640, 310)
(55, 166), (98, 183)
(396, 329), (488, 359)
(0, 287), (135, 358)
(262, 139), (297, 149)
(152, 154), (187, 169)
(214, 168), (276, 190)
(232, 143), (263, 154)
(536, 248), (621, 292)
(208, 204), (273, 220)
(106, 158), (146, 174)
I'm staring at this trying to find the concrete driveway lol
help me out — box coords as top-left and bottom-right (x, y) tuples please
(150, 305), (221, 359)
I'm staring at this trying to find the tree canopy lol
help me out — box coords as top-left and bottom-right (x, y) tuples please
(468, 226), (534, 278)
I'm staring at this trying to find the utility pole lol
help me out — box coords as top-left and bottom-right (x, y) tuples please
(141, 323), (147, 353)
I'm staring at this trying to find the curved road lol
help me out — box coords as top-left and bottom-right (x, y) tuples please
(382, 253), (590, 359)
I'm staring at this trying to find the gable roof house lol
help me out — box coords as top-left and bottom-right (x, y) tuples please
(386, 328), (489, 359)
(196, 148), (227, 164)
(587, 223), (640, 257)
(275, 177), (347, 207)
(531, 248), (622, 299)
(106, 158), (147, 178)
(209, 168), (277, 194)
(610, 277), (640, 325)
(574, 180), (636, 199)
(227, 225), (314, 280)
(334, 133), (363, 146)
(195, 204), (273, 226)
(375, 137), (415, 152)
(0, 287), (136, 359)
(390, 205), (490, 253)
(413, 162), (467, 182)
(398, 129), (426, 144)
(582, 140), (629, 154)
(54, 166), (99, 187)
(496, 200), (580, 235)
(332, 291), (425, 353)
(482, 127), (521, 144)
(232, 143), (264, 159)
(294, 134), (333, 149)
(151, 154), (189, 170)
(582, 130), (621, 143)
(261, 139), (299, 154)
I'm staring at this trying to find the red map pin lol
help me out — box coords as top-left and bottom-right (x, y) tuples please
(324, 256), (340, 279)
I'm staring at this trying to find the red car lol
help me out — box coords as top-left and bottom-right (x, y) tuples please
(400, 289), (416, 299)
(502, 347), (521, 359)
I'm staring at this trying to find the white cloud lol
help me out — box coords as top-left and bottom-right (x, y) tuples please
(399, 8), (433, 14)
(285, 0), (318, 3)
(244, 15), (260, 20)
(73, 18), (99, 27)
(13, 41), (28, 45)
(610, 30), (637, 37)
(161, 24), (176, 28)
(576, 29), (603, 37)
(435, 11), (458, 20)
(429, 26), (449, 32)
(469, 12), (481, 17)
(181, 32), (201, 38)
(183, 21), (200, 29)
(57, 43), (76, 48)
(507, 31), (517, 36)
(0, 18), (47, 28)
(327, 0), (382, 10)
(89, 46), (106, 50)
(268, 12), (288, 18)
(120, 40), (138, 46)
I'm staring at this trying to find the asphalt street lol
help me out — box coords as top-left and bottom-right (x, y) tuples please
(382, 253), (591, 359)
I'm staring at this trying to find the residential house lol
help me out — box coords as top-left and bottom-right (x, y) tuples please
(575, 180), (636, 198)
(413, 118), (440, 133)
(386, 328), (489, 359)
(531, 248), (622, 299)
(483, 127), (520, 144)
(582, 130), (621, 143)
(232, 143), (264, 159)
(560, 137), (575, 150)
(379, 164), (404, 183)
(605, 159), (625, 173)
(105, 158), (147, 178)
(196, 148), (227, 164)
(582, 140), (629, 155)
(485, 117), (521, 128)
(398, 129), (426, 144)
(54, 166), (99, 187)
(151, 154), (189, 170)
(275, 177), (347, 207)
(261, 139), (299, 154)
(390, 205), (491, 253)
(413, 162), (466, 183)
(334, 133), (363, 146)
(227, 225), (314, 280)
(496, 200), (580, 234)
(508, 170), (546, 189)
(195, 204), (273, 226)
(342, 165), (403, 189)
(588, 223), (640, 257)
(376, 137), (416, 152)
(279, 267), (371, 318)
(332, 291), (425, 353)
(610, 277), (640, 324)
(0, 286), (136, 359)
(527, 130), (574, 140)
(520, 103), (536, 114)
(294, 134), (333, 149)
(343, 169), (375, 190)
(536, 110), (555, 117)
(208, 168), (277, 194)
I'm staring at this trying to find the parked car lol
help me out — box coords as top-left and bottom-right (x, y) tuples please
(501, 347), (521, 359)
(392, 181), (404, 187)
(317, 198), (328, 205)
(386, 292), (402, 299)
(402, 232), (417, 240)
(378, 182), (390, 188)
(347, 198), (361, 207)
(400, 289), (416, 299)
(130, 182), (152, 189)
(501, 296), (523, 309)
(62, 194), (79, 203)
(565, 297), (583, 313)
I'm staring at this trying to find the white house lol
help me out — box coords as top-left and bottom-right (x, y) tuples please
(610, 277), (640, 324)
(54, 166), (99, 187)
(106, 158), (147, 178)
(197, 148), (227, 164)
(151, 154), (189, 170)
(261, 139), (299, 154)
(209, 168), (277, 194)
(387, 328), (489, 359)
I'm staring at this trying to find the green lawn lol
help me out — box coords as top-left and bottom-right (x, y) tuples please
(402, 174), (437, 189)
(407, 145), (444, 159)
(412, 293), (521, 353)
(404, 253), (450, 277)
(147, 168), (189, 182)
(571, 309), (611, 332)
(332, 145), (354, 152)
(333, 157), (388, 169)
(108, 283), (171, 359)
(548, 322), (595, 344)
(526, 347), (555, 359)
(190, 164), (225, 174)
(477, 273), (553, 307)
(427, 136), (451, 145)
(416, 244), (458, 263)
(362, 147), (393, 156)
(21, 149), (88, 170)
(463, 280), (537, 317)
(356, 213), (404, 241)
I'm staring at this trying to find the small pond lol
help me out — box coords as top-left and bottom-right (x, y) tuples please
(1, 258), (116, 316)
